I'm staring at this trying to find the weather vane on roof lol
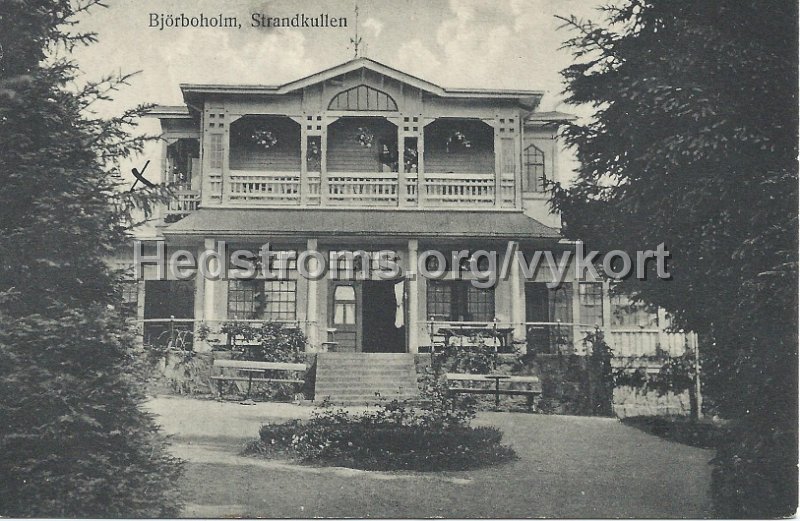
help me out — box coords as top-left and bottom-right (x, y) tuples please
(349, 0), (362, 58)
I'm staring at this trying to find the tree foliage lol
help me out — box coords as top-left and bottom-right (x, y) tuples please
(0, 0), (181, 516)
(554, 1), (797, 516)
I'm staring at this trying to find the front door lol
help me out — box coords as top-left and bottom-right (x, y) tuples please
(329, 282), (360, 352)
(361, 280), (406, 353)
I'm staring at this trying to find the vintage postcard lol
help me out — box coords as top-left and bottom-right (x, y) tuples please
(1, 0), (796, 518)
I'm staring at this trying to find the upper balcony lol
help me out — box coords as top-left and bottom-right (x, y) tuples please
(164, 114), (521, 218)
(153, 58), (560, 219)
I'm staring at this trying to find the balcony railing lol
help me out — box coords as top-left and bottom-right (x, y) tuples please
(423, 173), (494, 206)
(166, 187), (200, 216)
(422, 320), (697, 358)
(228, 171), (300, 204)
(219, 170), (513, 208)
(327, 172), (399, 206)
(606, 328), (694, 358)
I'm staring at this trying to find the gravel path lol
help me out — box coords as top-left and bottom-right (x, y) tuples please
(147, 396), (714, 518)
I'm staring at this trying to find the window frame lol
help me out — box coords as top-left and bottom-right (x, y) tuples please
(578, 282), (604, 327)
(426, 280), (495, 322)
(227, 279), (297, 322)
(523, 143), (546, 193)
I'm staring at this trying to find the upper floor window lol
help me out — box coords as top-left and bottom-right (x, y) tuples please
(328, 84), (398, 111)
(523, 144), (546, 192)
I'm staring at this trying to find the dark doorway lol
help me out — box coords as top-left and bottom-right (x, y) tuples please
(362, 280), (406, 353)
(143, 279), (195, 345)
(525, 282), (573, 354)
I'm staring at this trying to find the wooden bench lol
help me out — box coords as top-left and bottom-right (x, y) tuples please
(445, 373), (542, 410)
(211, 359), (307, 399)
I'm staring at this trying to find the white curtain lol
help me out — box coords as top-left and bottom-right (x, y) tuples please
(394, 281), (405, 328)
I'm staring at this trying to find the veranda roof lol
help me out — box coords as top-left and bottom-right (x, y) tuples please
(161, 209), (560, 241)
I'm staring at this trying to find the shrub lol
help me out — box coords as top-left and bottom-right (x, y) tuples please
(220, 321), (306, 363)
(712, 418), (798, 518)
(245, 400), (516, 471)
(432, 335), (523, 375)
(140, 327), (212, 396)
(217, 321), (308, 400)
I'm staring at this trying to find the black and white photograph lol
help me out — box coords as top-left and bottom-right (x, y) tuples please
(0, 0), (797, 518)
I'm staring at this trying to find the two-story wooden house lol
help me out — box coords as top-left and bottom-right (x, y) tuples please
(127, 58), (697, 410)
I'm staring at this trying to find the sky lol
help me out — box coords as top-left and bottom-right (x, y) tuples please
(71, 0), (606, 182)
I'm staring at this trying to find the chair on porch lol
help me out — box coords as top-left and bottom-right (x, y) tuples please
(321, 328), (338, 352)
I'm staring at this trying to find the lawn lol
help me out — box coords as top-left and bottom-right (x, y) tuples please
(147, 396), (714, 518)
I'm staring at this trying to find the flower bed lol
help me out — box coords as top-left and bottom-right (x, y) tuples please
(243, 401), (517, 471)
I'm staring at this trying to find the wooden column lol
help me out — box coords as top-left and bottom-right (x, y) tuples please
(407, 239), (419, 353)
(509, 241), (526, 349)
(493, 117), (502, 207)
(601, 279), (612, 338)
(292, 116), (309, 206)
(571, 279), (582, 354)
(397, 119), (406, 207)
(306, 238), (320, 350)
(420, 118), (436, 208)
(657, 307), (668, 353)
(201, 238), (220, 352)
(320, 118), (330, 206)
(515, 117), (524, 209)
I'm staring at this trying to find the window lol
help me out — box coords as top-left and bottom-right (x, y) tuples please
(611, 294), (657, 328)
(228, 279), (261, 320)
(333, 285), (356, 325)
(208, 134), (224, 170)
(328, 84), (398, 111)
(228, 279), (297, 321)
(523, 144), (546, 192)
(263, 280), (297, 321)
(426, 280), (495, 321)
(579, 282), (604, 327)
(427, 281), (452, 320)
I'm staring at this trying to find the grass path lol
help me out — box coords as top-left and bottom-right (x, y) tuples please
(147, 396), (714, 518)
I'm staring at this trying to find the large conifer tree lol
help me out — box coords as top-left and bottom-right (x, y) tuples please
(0, 1), (182, 516)
(555, 1), (797, 516)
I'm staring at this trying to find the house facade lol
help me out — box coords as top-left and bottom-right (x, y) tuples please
(123, 58), (696, 399)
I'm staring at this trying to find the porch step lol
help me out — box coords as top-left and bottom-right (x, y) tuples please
(313, 353), (419, 404)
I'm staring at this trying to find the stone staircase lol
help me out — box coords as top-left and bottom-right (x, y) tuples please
(313, 353), (419, 404)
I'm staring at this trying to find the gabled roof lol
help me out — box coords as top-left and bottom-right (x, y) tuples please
(162, 208), (560, 240)
(180, 57), (543, 109)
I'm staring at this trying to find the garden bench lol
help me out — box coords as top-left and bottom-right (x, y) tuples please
(211, 359), (306, 399)
(444, 373), (542, 410)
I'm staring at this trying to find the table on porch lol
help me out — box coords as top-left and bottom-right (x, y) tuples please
(436, 324), (515, 350)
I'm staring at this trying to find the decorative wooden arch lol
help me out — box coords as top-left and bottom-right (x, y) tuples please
(328, 84), (398, 112)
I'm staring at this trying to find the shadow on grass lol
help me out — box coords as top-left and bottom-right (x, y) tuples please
(621, 416), (724, 449)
